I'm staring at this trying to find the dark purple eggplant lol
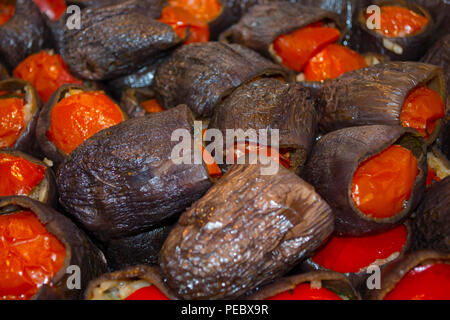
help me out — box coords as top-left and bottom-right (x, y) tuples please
(0, 78), (43, 157)
(352, 1), (433, 61)
(209, 78), (317, 174)
(0, 149), (56, 206)
(58, 0), (180, 81)
(303, 125), (427, 236)
(437, 116), (450, 160)
(421, 34), (450, 95)
(57, 105), (212, 242)
(119, 88), (160, 118)
(246, 271), (360, 300)
(0, 61), (9, 80)
(0, 0), (48, 70)
(412, 176), (450, 253)
(36, 84), (128, 169)
(159, 163), (334, 300)
(365, 250), (450, 299)
(154, 42), (286, 117)
(319, 62), (447, 145)
(0, 196), (107, 300)
(85, 265), (177, 300)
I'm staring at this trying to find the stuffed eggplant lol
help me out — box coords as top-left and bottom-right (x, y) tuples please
(85, 265), (177, 300)
(246, 271), (360, 300)
(154, 42), (286, 117)
(0, 0), (48, 70)
(366, 250), (450, 300)
(0, 196), (107, 300)
(0, 149), (56, 205)
(0, 78), (42, 157)
(120, 88), (164, 119)
(209, 78), (317, 174)
(421, 34), (450, 95)
(57, 105), (212, 242)
(36, 84), (127, 169)
(303, 125), (427, 236)
(159, 163), (334, 300)
(319, 62), (447, 145)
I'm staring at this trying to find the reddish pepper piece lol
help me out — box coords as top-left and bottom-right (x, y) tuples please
(351, 145), (418, 219)
(233, 142), (291, 169)
(0, 154), (45, 197)
(273, 24), (341, 72)
(124, 285), (170, 300)
(168, 0), (222, 23)
(158, 6), (209, 44)
(400, 86), (445, 139)
(0, 210), (66, 300)
(0, 2), (14, 25)
(14, 51), (83, 104)
(141, 99), (165, 114)
(312, 225), (408, 273)
(0, 97), (25, 149)
(46, 91), (125, 154)
(426, 165), (441, 187)
(201, 145), (222, 178)
(32, 0), (66, 21)
(266, 283), (342, 300)
(384, 263), (450, 300)
(304, 44), (368, 81)
(375, 6), (429, 38)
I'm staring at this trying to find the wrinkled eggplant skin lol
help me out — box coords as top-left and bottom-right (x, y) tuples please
(0, 0), (48, 70)
(154, 42), (286, 117)
(209, 78), (317, 173)
(57, 105), (212, 242)
(160, 164), (334, 300)
(119, 88), (157, 118)
(437, 117), (450, 160)
(303, 125), (427, 236)
(421, 34), (450, 95)
(0, 79), (43, 158)
(246, 271), (360, 300)
(319, 62), (447, 144)
(365, 250), (450, 300)
(85, 265), (178, 300)
(58, 1), (180, 81)
(0, 62), (9, 80)
(0, 196), (107, 300)
(412, 177), (450, 253)
(221, 2), (345, 59)
(352, 1), (433, 61)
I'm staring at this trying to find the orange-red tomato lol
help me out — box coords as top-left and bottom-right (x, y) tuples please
(158, 6), (209, 44)
(312, 225), (408, 273)
(400, 86), (445, 138)
(0, 154), (46, 197)
(0, 211), (66, 300)
(384, 263), (450, 300)
(14, 51), (83, 104)
(376, 6), (429, 38)
(351, 145), (418, 219)
(426, 165), (441, 187)
(32, 0), (66, 21)
(46, 91), (125, 154)
(233, 142), (291, 169)
(168, 0), (222, 23)
(124, 285), (170, 300)
(304, 44), (368, 81)
(266, 283), (342, 300)
(0, 3), (14, 25)
(0, 97), (25, 149)
(141, 99), (165, 114)
(273, 24), (341, 72)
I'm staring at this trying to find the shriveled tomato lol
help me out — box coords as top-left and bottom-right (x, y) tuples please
(168, 0), (222, 23)
(266, 283), (342, 300)
(32, 0), (66, 21)
(304, 44), (367, 81)
(351, 145), (418, 219)
(400, 86), (445, 139)
(141, 99), (165, 113)
(124, 285), (170, 300)
(0, 97), (25, 149)
(376, 6), (429, 38)
(14, 51), (83, 104)
(0, 211), (66, 300)
(46, 91), (125, 154)
(0, 2), (14, 25)
(312, 225), (408, 273)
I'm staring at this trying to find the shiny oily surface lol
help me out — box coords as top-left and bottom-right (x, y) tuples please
(14, 51), (83, 104)
(0, 211), (66, 300)
(0, 3), (14, 26)
(266, 283), (342, 300)
(312, 224), (408, 273)
(46, 91), (125, 154)
(168, 0), (222, 23)
(0, 96), (25, 149)
(124, 285), (170, 300)
(384, 263), (450, 300)
(376, 6), (429, 38)
(351, 145), (418, 219)
(400, 86), (445, 139)
(0, 153), (45, 197)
